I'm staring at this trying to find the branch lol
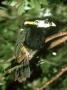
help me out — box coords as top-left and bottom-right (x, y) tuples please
(45, 31), (67, 43)
(36, 67), (67, 90)
(48, 35), (67, 49)
(0, 56), (15, 64)
(6, 64), (23, 74)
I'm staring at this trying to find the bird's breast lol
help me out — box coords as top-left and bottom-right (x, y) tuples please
(25, 28), (45, 49)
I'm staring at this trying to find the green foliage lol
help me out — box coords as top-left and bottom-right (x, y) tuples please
(0, 0), (67, 90)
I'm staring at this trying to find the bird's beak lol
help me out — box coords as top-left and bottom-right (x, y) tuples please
(24, 21), (37, 26)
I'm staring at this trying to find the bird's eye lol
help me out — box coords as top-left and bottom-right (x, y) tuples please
(35, 20), (39, 23)
(50, 22), (52, 26)
(44, 19), (49, 23)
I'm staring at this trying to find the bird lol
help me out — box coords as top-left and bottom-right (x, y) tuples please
(14, 18), (56, 82)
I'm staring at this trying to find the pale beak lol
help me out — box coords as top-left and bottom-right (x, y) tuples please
(24, 21), (37, 26)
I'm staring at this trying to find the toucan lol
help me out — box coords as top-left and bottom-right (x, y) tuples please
(14, 18), (56, 82)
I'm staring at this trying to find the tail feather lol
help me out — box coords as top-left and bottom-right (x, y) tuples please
(14, 59), (30, 82)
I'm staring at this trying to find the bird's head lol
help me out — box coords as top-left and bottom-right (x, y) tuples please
(24, 18), (56, 28)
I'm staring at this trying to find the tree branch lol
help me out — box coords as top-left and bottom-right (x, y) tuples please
(48, 35), (67, 49)
(36, 67), (67, 90)
(45, 31), (67, 43)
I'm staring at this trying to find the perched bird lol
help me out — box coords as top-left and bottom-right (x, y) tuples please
(14, 18), (56, 82)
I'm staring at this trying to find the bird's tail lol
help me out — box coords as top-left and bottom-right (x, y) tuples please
(14, 59), (30, 82)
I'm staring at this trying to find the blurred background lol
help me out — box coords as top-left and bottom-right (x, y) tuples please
(0, 0), (67, 90)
